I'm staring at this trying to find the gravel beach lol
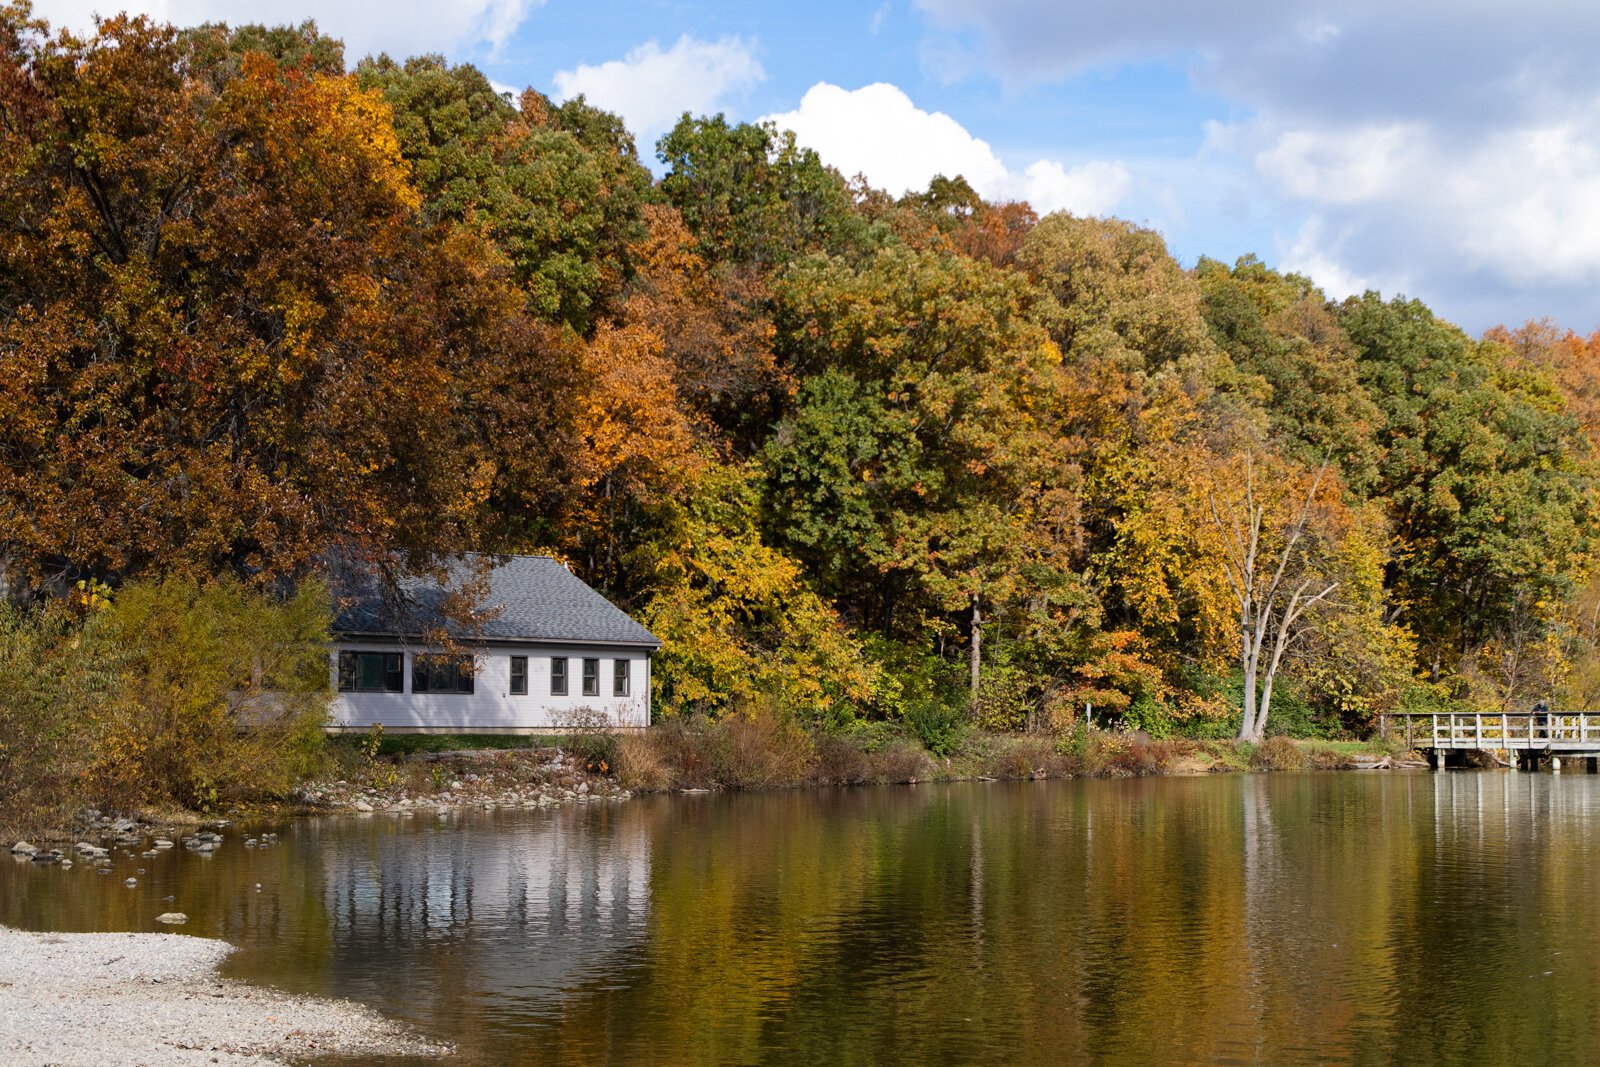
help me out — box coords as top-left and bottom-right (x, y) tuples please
(0, 925), (449, 1066)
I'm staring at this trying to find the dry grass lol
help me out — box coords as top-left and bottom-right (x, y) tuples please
(1252, 735), (1309, 771)
(617, 730), (673, 791)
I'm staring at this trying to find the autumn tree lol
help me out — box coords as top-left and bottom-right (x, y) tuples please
(1209, 456), (1349, 741)
(764, 245), (1074, 705)
(0, 9), (572, 588)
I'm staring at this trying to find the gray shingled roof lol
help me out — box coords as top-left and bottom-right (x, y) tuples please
(332, 555), (659, 648)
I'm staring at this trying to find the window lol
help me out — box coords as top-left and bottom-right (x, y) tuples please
(412, 655), (475, 695)
(509, 655), (528, 695)
(613, 658), (630, 697)
(338, 651), (403, 693)
(582, 657), (600, 696)
(550, 656), (568, 696)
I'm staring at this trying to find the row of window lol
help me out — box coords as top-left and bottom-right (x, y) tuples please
(337, 651), (631, 698)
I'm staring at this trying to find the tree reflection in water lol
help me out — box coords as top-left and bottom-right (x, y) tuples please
(5, 775), (1600, 1064)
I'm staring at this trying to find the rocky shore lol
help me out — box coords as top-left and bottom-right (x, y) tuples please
(290, 746), (632, 816)
(0, 924), (449, 1065)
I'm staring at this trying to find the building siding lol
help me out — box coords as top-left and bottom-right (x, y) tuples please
(330, 641), (652, 731)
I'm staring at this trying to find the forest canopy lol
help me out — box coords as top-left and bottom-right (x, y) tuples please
(2, 3), (1596, 742)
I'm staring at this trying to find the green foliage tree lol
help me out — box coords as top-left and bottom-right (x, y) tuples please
(356, 57), (651, 333)
(1341, 294), (1594, 681)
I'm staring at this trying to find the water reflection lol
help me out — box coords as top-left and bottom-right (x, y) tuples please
(6, 774), (1600, 1064)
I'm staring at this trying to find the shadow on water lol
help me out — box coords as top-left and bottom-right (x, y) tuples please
(5, 773), (1600, 1064)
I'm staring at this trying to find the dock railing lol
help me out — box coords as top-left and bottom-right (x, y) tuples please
(1388, 711), (1600, 751)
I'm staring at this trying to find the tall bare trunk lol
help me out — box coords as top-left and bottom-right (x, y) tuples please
(969, 594), (982, 703)
(1212, 457), (1338, 744)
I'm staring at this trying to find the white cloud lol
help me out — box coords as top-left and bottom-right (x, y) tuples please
(552, 35), (764, 145)
(915, 0), (1600, 328)
(32, 0), (541, 62)
(1019, 159), (1131, 218)
(1278, 217), (1380, 300)
(1253, 123), (1421, 205)
(763, 82), (1130, 216)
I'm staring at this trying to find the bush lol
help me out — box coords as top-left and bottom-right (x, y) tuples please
(616, 730), (672, 791)
(0, 600), (122, 834)
(906, 698), (967, 757)
(88, 576), (333, 811)
(551, 706), (621, 774)
(710, 704), (815, 787)
(1253, 735), (1308, 771)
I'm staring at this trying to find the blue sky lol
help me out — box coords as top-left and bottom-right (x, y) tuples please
(35, 0), (1600, 334)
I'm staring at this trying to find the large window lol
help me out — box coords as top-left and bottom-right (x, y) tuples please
(551, 656), (568, 696)
(613, 658), (630, 697)
(338, 651), (403, 693)
(412, 655), (475, 695)
(582, 657), (600, 696)
(509, 655), (528, 696)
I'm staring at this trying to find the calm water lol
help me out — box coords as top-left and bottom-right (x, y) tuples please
(5, 772), (1600, 1064)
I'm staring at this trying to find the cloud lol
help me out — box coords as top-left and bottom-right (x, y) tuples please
(552, 35), (764, 146)
(32, 0), (541, 62)
(914, 0), (1600, 328)
(763, 82), (1130, 216)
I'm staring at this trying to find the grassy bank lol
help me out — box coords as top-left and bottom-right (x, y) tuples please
(599, 719), (1405, 792)
(4, 708), (1405, 842)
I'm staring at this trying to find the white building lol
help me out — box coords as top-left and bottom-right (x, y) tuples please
(329, 555), (659, 733)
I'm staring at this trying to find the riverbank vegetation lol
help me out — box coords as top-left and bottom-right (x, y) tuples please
(1, 6), (1596, 827)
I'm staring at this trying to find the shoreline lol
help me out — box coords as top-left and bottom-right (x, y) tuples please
(6, 733), (1424, 844)
(0, 924), (449, 1066)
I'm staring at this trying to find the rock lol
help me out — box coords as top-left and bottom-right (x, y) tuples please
(31, 851), (59, 864)
(59, 859), (72, 869)
(577, 782), (590, 795)
(154, 912), (188, 925)
(142, 850), (159, 858)
(124, 878), (138, 887)
(152, 839), (174, 849)
(10, 841), (36, 856)
(352, 800), (374, 813)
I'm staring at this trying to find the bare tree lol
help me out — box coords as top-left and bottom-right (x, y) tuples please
(1209, 456), (1340, 743)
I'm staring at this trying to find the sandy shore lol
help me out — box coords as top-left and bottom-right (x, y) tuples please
(0, 925), (449, 1066)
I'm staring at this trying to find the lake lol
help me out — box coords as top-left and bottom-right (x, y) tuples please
(4, 772), (1600, 1064)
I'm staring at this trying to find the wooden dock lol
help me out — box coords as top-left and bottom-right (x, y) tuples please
(1389, 711), (1600, 771)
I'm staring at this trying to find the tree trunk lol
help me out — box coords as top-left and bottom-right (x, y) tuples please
(969, 593), (982, 702)
(1238, 608), (1257, 742)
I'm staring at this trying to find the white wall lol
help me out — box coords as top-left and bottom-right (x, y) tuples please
(329, 641), (653, 732)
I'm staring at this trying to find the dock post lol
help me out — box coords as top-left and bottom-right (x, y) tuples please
(1553, 756), (1562, 774)
(1588, 756), (1598, 775)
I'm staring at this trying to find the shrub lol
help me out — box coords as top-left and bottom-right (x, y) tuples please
(616, 730), (672, 791)
(551, 706), (621, 774)
(710, 700), (814, 787)
(0, 600), (122, 834)
(1253, 735), (1308, 771)
(906, 698), (967, 757)
(88, 576), (333, 811)
(812, 733), (874, 784)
